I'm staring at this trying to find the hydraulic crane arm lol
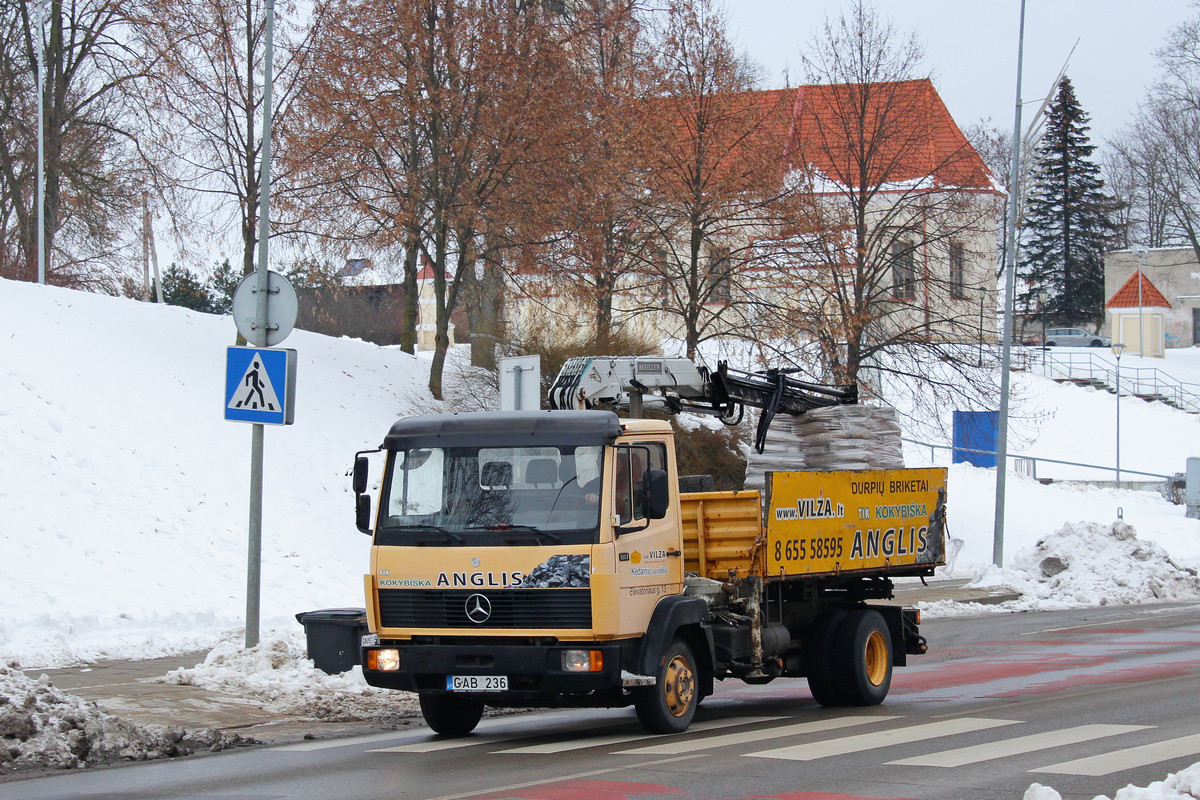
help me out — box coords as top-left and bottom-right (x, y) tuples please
(548, 356), (857, 453)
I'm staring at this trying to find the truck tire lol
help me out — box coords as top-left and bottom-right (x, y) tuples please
(418, 692), (484, 737)
(803, 609), (848, 706)
(835, 609), (892, 706)
(634, 638), (698, 734)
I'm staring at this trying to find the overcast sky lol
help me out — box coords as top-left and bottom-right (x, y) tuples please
(727, 0), (1196, 144)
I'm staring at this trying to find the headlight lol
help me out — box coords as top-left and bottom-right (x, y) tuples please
(367, 648), (401, 671)
(561, 649), (603, 672)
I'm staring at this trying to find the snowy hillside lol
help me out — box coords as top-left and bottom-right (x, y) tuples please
(1, 276), (1199, 669)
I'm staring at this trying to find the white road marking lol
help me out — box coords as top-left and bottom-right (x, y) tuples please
(745, 717), (1021, 761)
(494, 716), (783, 754)
(615, 715), (898, 756)
(279, 731), (433, 752)
(367, 718), (632, 754)
(1034, 732), (1200, 776)
(887, 724), (1150, 767)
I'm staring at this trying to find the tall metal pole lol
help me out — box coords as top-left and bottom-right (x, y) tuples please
(1137, 249), (1145, 358)
(993, 0), (1028, 568)
(36, 0), (45, 284)
(246, 0), (276, 649)
(1115, 353), (1121, 487)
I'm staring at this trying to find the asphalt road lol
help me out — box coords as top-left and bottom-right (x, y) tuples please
(4, 602), (1199, 800)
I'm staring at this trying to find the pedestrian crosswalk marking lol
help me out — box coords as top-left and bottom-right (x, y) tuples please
(745, 717), (1021, 762)
(615, 715), (898, 756)
(887, 724), (1151, 768)
(1034, 732), (1200, 776)
(495, 717), (783, 755)
(369, 718), (636, 754)
(227, 354), (281, 412)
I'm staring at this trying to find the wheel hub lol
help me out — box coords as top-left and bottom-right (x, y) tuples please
(864, 629), (888, 686)
(663, 654), (695, 717)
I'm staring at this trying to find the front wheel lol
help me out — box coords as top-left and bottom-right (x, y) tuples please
(635, 638), (698, 734)
(834, 609), (892, 706)
(418, 692), (484, 737)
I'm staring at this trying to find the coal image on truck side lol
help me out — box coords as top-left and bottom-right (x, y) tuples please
(518, 554), (590, 588)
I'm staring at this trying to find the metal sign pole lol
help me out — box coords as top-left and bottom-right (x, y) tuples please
(993, 0), (1028, 569)
(36, 0), (45, 284)
(246, 0), (276, 649)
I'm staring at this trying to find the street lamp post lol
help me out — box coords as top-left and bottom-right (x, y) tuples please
(1135, 247), (1146, 358)
(1111, 343), (1125, 487)
(1038, 292), (1048, 372)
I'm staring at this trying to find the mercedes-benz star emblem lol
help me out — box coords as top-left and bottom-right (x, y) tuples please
(465, 594), (492, 624)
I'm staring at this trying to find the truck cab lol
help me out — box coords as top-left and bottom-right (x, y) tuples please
(356, 410), (706, 734)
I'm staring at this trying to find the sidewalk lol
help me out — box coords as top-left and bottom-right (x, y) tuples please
(23, 580), (1017, 744)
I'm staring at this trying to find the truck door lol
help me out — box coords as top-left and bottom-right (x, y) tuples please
(610, 441), (682, 636)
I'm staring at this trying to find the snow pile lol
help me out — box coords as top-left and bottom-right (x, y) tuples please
(925, 520), (1200, 618)
(162, 631), (420, 724)
(0, 662), (245, 774)
(1025, 761), (1200, 799)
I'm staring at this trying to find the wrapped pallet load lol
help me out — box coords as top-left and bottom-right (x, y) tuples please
(745, 405), (905, 489)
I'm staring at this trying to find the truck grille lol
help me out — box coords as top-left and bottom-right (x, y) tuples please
(378, 589), (592, 629)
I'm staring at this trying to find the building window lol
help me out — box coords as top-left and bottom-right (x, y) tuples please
(891, 242), (915, 300)
(706, 246), (732, 304)
(949, 241), (966, 299)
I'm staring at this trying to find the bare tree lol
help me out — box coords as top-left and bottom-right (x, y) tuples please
(636, 0), (796, 359)
(506, 0), (659, 347)
(768, 0), (1001, 429)
(0, 0), (153, 289)
(1111, 9), (1200, 262)
(142, 0), (322, 284)
(296, 0), (568, 398)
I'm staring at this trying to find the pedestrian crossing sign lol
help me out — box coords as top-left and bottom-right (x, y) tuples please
(225, 346), (297, 425)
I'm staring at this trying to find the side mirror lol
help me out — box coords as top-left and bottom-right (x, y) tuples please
(353, 456), (369, 495)
(644, 469), (669, 519)
(356, 494), (373, 534)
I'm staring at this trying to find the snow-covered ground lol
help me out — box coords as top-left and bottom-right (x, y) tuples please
(1, 277), (1199, 790)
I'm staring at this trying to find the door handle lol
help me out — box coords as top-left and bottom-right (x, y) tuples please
(666, 549), (682, 557)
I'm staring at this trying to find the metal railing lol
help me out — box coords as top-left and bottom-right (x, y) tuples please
(1022, 348), (1200, 413)
(902, 438), (1174, 484)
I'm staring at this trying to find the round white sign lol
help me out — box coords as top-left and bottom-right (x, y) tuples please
(231, 270), (298, 346)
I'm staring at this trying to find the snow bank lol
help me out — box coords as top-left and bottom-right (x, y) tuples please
(1026, 761), (1200, 799)
(922, 520), (1200, 619)
(162, 631), (420, 723)
(0, 662), (246, 775)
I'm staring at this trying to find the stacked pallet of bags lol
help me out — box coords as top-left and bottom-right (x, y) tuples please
(744, 405), (905, 490)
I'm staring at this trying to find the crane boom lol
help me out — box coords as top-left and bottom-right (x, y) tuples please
(548, 356), (857, 453)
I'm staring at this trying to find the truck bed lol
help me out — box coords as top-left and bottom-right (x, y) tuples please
(681, 468), (946, 582)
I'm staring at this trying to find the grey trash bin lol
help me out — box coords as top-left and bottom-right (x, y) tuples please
(295, 608), (367, 674)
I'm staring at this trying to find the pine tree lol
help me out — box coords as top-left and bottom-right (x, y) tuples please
(155, 264), (212, 312)
(1018, 77), (1123, 328)
(207, 259), (240, 315)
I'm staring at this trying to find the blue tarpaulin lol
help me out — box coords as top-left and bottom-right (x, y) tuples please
(952, 410), (998, 468)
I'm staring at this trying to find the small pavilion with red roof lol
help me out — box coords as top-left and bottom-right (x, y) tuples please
(1105, 270), (1171, 358)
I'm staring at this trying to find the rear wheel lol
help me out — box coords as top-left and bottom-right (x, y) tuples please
(635, 638), (698, 734)
(834, 609), (892, 706)
(418, 692), (484, 737)
(803, 609), (848, 706)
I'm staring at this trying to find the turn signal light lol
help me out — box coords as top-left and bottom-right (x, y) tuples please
(367, 648), (400, 671)
(562, 650), (603, 672)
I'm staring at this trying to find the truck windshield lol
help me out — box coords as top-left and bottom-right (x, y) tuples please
(376, 444), (603, 546)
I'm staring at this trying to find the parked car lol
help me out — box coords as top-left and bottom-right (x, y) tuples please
(1042, 327), (1111, 347)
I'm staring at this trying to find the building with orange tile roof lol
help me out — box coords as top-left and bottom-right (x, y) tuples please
(1104, 247), (1200, 351)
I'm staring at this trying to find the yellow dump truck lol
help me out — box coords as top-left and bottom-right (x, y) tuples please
(352, 409), (946, 735)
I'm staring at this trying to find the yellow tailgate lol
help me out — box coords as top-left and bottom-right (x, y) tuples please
(764, 468), (946, 578)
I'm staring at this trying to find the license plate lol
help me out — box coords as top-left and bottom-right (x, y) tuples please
(446, 675), (508, 692)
